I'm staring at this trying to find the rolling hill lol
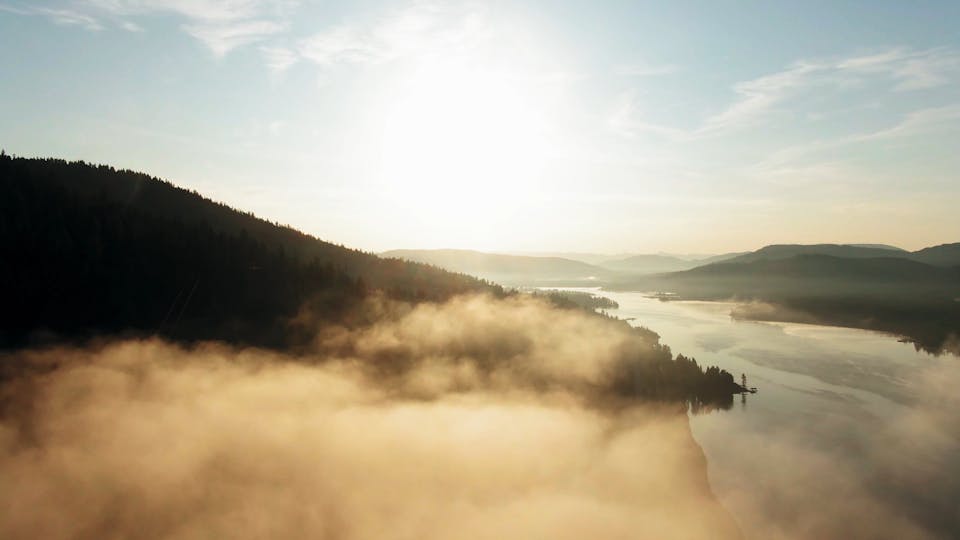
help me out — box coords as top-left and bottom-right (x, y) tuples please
(608, 253), (960, 354)
(720, 244), (912, 264)
(649, 254), (960, 298)
(596, 254), (701, 274)
(381, 249), (616, 286)
(716, 243), (960, 268)
(909, 243), (960, 267)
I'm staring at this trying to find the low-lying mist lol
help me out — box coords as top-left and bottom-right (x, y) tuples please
(703, 351), (960, 540)
(0, 294), (740, 540)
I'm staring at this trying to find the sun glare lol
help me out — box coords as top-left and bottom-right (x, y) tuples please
(379, 58), (547, 232)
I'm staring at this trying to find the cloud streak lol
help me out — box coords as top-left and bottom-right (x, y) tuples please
(612, 47), (960, 143)
(3, 0), (296, 55)
(700, 47), (960, 136)
(296, 3), (491, 68)
(183, 19), (283, 58)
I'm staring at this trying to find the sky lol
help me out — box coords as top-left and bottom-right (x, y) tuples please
(1, 0), (958, 254)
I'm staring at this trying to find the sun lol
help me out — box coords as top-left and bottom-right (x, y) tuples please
(378, 57), (547, 232)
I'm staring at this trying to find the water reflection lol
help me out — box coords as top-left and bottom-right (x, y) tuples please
(688, 394), (734, 415)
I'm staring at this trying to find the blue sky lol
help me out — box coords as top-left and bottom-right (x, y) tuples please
(1, 1), (958, 253)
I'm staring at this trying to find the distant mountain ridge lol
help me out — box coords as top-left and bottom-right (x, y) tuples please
(381, 249), (614, 285)
(598, 252), (748, 273)
(910, 243), (960, 267)
(722, 244), (912, 265)
(844, 243), (907, 251)
(598, 254), (701, 274)
(675, 254), (959, 284)
(386, 249), (754, 280)
(715, 243), (960, 267)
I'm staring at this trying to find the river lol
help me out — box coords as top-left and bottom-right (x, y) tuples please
(583, 289), (959, 539)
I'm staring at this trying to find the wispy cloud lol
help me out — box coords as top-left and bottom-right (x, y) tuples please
(37, 7), (103, 30)
(0, 3), (103, 30)
(837, 47), (960, 91)
(606, 89), (687, 140)
(848, 104), (960, 142)
(184, 19), (283, 58)
(93, 0), (295, 56)
(698, 62), (819, 135)
(260, 45), (297, 73)
(753, 103), (960, 171)
(699, 48), (960, 136)
(84, 0), (270, 22)
(3, 0), (296, 56)
(299, 26), (384, 66)
(298, 3), (490, 68)
(117, 19), (142, 32)
(609, 47), (960, 144)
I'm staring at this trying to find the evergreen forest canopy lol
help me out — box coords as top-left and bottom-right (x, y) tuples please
(0, 154), (500, 348)
(0, 154), (743, 409)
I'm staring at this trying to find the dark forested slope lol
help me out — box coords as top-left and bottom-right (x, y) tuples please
(2, 156), (498, 298)
(0, 155), (499, 348)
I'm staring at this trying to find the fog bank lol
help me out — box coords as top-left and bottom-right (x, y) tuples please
(0, 295), (740, 539)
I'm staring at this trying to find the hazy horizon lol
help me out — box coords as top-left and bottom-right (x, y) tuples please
(383, 243), (922, 258)
(2, 1), (958, 253)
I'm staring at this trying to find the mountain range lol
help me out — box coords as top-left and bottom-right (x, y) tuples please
(383, 243), (960, 288)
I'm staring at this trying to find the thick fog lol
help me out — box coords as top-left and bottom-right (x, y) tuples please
(0, 295), (740, 540)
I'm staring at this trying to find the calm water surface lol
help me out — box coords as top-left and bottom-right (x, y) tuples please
(578, 289), (959, 539)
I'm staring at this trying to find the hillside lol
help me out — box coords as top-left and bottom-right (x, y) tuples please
(677, 254), (957, 284)
(721, 244), (914, 264)
(0, 155), (500, 348)
(910, 243), (960, 267)
(507, 251), (630, 265)
(609, 254), (960, 299)
(695, 251), (751, 265)
(608, 254), (960, 354)
(845, 244), (907, 251)
(3, 156), (498, 301)
(717, 242), (960, 268)
(382, 249), (616, 285)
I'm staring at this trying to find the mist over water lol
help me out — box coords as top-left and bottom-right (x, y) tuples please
(599, 290), (960, 540)
(3, 289), (956, 539)
(0, 294), (739, 540)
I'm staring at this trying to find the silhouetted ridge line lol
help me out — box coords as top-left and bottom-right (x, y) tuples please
(0, 154), (500, 349)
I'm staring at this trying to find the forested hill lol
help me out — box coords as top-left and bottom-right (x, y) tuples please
(0, 154), (499, 348)
(710, 242), (960, 267)
(609, 254), (960, 354)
